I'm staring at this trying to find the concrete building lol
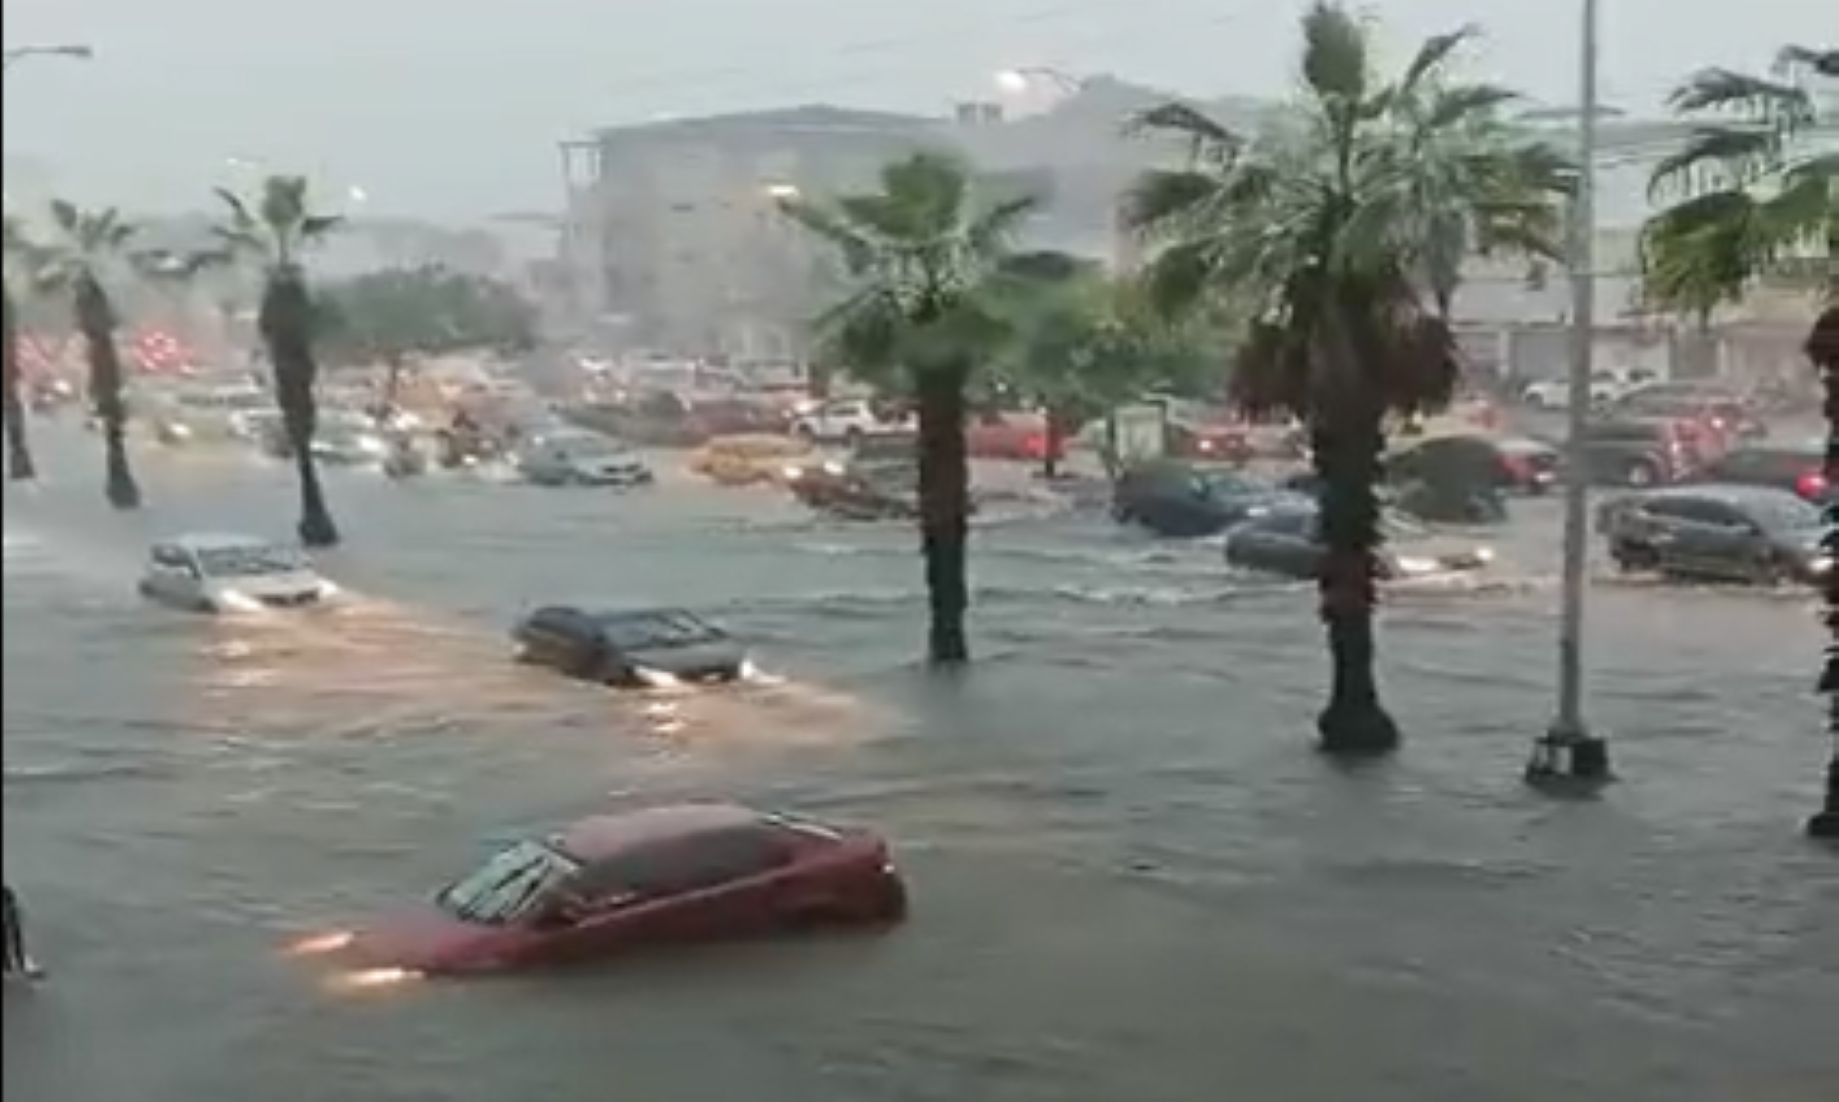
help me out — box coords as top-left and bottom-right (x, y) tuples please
(560, 105), (941, 358)
(557, 80), (1826, 371)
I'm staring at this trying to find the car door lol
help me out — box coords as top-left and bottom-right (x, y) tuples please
(562, 829), (795, 956)
(1682, 499), (1770, 579)
(1642, 499), (1731, 576)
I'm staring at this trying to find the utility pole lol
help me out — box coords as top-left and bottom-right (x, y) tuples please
(1527, 0), (1613, 788)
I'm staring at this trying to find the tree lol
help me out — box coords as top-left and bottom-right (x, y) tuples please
(205, 176), (344, 547)
(14, 202), (151, 509)
(781, 151), (1077, 664)
(320, 264), (537, 360)
(997, 265), (1226, 477)
(1808, 304), (1838, 840)
(2, 217), (36, 481)
(1643, 46), (1837, 311)
(1127, 3), (1566, 755)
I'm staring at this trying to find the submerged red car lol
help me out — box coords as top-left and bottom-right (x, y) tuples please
(295, 804), (906, 981)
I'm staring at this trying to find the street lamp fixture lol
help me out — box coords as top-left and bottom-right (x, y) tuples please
(3, 44), (94, 73)
(1526, 0), (1613, 790)
(994, 66), (1085, 95)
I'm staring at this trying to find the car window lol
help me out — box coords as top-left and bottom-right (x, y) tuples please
(593, 610), (723, 650)
(195, 543), (306, 578)
(578, 826), (791, 902)
(435, 840), (583, 925)
(1646, 498), (1733, 525)
(1738, 493), (1822, 533)
(151, 545), (194, 571)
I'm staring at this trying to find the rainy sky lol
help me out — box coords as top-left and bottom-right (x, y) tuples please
(2, 0), (1827, 216)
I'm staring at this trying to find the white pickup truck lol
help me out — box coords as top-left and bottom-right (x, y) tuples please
(1520, 367), (1658, 410)
(789, 398), (913, 443)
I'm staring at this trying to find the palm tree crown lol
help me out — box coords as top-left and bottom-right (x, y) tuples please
(1127, 2), (1568, 755)
(1643, 45), (1836, 309)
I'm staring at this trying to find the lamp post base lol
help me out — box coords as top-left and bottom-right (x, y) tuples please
(1525, 722), (1613, 791)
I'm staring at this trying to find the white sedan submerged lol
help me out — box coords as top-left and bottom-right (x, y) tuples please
(138, 533), (337, 613)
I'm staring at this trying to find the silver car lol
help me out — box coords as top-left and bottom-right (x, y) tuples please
(137, 533), (337, 613)
(515, 430), (653, 487)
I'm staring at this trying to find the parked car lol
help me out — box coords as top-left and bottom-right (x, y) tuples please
(1224, 504), (1495, 580)
(258, 411), (390, 466)
(1519, 367), (1656, 409)
(790, 398), (913, 444)
(292, 804), (907, 979)
(1385, 432), (1555, 497)
(138, 532), (336, 613)
(1112, 460), (1309, 538)
(1572, 418), (1699, 486)
(966, 410), (1062, 462)
(1692, 440), (1831, 503)
(514, 429), (653, 487)
(1597, 484), (1828, 585)
(512, 606), (746, 687)
(1599, 382), (1765, 448)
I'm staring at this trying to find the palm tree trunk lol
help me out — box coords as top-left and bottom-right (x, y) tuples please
(1312, 405), (1401, 756)
(77, 282), (140, 510)
(2, 290), (36, 481)
(1040, 407), (1066, 480)
(1810, 305), (1838, 838)
(274, 350), (339, 548)
(915, 361), (972, 665)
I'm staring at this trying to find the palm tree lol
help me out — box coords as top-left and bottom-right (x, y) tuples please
(2, 221), (35, 480)
(1127, 3), (1566, 755)
(206, 176), (344, 546)
(17, 202), (146, 509)
(1643, 46), (1836, 308)
(1809, 304), (1838, 840)
(780, 151), (1075, 664)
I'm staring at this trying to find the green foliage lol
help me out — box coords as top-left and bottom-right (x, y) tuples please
(1643, 44), (1836, 306)
(993, 264), (1226, 422)
(1127, 2), (1567, 422)
(318, 266), (538, 364)
(780, 150), (1080, 388)
(207, 175), (344, 274)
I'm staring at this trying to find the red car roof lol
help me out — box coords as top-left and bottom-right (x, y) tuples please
(556, 803), (763, 861)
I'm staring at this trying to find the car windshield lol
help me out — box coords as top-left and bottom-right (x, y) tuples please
(435, 839), (583, 925)
(195, 543), (307, 578)
(593, 610), (722, 650)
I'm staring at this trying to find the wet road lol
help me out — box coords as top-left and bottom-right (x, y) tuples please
(4, 425), (1835, 1102)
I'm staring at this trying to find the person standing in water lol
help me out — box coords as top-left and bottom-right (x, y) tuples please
(3, 883), (42, 980)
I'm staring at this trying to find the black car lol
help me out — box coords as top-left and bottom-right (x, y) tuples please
(511, 606), (747, 687)
(1112, 460), (1310, 538)
(1572, 418), (1693, 486)
(1598, 484), (1828, 585)
(1692, 440), (1831, 504)
(1223, 503), (1496, 580)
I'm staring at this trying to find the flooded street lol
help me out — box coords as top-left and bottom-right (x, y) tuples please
(4, 425), (1835, 1102)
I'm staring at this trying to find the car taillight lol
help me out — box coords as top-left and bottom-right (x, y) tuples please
(1025, 434), (1046, 453)
(1796, 470), (1827, 500)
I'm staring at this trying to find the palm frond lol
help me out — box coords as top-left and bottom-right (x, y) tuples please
(1299, 1), (1371, 105)
(1396, 26), (1479, 96)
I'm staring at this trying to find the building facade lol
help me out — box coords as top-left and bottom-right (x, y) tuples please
(561, 106), (940, 358)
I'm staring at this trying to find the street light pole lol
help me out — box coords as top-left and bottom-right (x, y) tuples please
(1527, 0), (1613, 787)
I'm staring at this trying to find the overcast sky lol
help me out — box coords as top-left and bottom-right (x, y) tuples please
(3, 0), (1827, 217)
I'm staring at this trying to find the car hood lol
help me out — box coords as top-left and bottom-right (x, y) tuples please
(351, 906), (504, 973)
(208, 570), (325, 598)
(625, 641), (745, 677)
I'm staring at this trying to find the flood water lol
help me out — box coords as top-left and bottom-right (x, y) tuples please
(5, 424), (1835, 1102)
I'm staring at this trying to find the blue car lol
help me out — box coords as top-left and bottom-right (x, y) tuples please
(1112, 460), (1310, 538)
